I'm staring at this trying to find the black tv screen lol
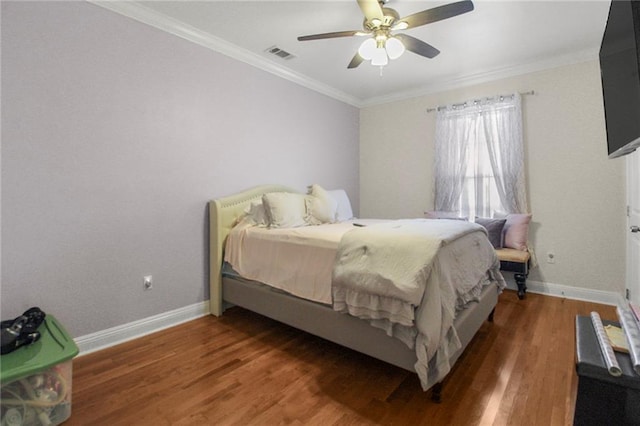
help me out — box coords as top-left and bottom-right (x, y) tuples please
(599, 0), (640, 159)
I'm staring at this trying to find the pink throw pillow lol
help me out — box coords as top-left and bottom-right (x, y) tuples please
(503, 214), (531, 251)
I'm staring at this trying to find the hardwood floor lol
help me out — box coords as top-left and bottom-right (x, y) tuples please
(67, 290), (616, 425)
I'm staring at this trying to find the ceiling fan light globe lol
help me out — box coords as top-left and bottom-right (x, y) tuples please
(386, 37), (405, 60)
(358, 38), (377, 60)
(371, 47), (388, 66)
(392, 21), (409, 30)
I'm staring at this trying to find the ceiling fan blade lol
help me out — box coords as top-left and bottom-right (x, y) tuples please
(399, 0), (474, 29)
(347, 53), (365, 69)
(395, 34), (440, 59)
(298, 30), (361, 41)
(357, 0), (384, 23)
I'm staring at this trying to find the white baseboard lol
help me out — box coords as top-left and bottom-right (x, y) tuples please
(74, 301), (210, 356)
(502, 274), (626, 306)
(74, 278), (626, 356)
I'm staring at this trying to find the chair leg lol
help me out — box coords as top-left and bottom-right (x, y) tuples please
(515, 273), (527, 299)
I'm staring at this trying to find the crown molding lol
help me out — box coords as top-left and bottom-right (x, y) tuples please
(88, 1), (598, 109)
(87, 1), (364, 107)
(360, 48), (600, 107)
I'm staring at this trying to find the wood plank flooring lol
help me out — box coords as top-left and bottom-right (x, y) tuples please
(67, 290), (616, 425)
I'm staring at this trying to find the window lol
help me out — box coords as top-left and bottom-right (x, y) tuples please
(458, 122), (506, 217)
(434, 94), (527, 219)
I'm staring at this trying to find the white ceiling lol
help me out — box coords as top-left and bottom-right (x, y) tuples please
(93, 1), (612, 107)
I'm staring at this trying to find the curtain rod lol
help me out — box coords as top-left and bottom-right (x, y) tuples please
(426, 90), (535, 113)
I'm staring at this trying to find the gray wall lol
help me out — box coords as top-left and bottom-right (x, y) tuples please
(1, 2), (359, 337)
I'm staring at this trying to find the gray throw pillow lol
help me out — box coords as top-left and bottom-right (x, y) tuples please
(475, 217), (507, 249)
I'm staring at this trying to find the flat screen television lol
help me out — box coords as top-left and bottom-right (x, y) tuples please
(599, 0), (640, 159)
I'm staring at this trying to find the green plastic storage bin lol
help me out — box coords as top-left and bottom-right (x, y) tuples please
(1, 315), (79, 426)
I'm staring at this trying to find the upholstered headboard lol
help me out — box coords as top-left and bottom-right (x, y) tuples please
(208, 185), (298, 315)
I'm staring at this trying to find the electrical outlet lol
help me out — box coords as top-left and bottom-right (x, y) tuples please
(143, 275), (153, 291)
(546, 252), (556, 264)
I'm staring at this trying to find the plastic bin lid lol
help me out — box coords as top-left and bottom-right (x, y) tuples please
(1, 315), (79, 384)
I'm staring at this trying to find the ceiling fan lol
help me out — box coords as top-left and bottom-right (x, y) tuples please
(297, 0), (474, 69)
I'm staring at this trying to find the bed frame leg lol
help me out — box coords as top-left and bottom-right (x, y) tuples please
(488, 308), (495, 323)
(431, 382), (443, 403)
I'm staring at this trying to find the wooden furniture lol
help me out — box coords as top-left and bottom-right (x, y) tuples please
(574, 315), (640, 425)
(208, 185), (501, 395)
(496, 248), (530, 299)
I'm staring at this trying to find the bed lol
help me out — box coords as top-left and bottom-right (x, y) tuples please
(209, 185), (505, 398)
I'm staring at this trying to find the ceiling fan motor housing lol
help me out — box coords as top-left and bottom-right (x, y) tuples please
(363, 7), (400, 31)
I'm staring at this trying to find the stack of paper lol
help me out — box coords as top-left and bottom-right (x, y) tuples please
(605, 324), (629, 353)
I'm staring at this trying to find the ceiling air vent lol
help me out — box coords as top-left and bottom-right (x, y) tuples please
(265, 46), (295, 60)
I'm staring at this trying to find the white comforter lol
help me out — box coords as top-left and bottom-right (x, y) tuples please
(333, 219), (483, 326)
(332, 219), (504, 389)
(225, 219), (388, 304)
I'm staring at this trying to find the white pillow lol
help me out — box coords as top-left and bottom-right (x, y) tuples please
(262, 192), (308, 228)
(243, 201), (268, 226)
(306, 184), (339, 224)
(327, 189), (354, 222)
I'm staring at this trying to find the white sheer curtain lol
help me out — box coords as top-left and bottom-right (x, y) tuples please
(434, 110), (474, 213)
(434, 93), (527, 218)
